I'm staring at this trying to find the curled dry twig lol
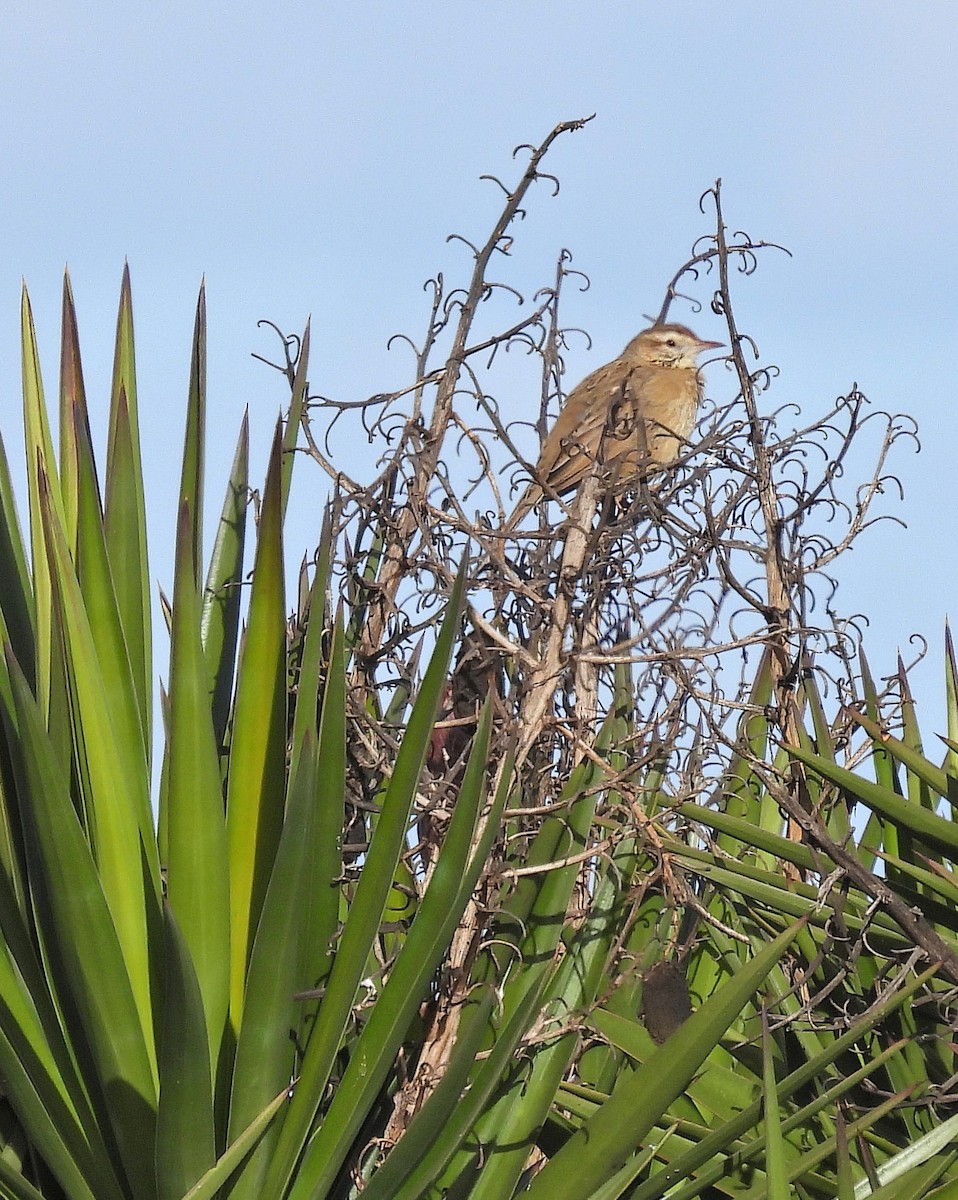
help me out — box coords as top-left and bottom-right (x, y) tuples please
(270, 128), (915, 864)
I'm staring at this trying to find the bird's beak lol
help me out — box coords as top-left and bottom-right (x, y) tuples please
(697, 338), (724, 351)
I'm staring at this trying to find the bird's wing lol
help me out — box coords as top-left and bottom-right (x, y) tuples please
(538, 363), (634, 494)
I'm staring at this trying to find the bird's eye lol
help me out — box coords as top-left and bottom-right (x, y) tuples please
(666, 338), (676, 347)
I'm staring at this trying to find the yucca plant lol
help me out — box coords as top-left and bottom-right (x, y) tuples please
(0, 118), (956, 1200)
(0, 262), (531, 1200)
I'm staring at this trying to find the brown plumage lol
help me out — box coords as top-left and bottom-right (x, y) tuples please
(504, 323), (722, 530)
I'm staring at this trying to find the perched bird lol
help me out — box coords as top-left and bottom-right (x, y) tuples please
(504, 322), (722, 530)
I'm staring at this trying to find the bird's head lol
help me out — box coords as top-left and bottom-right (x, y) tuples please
(627, 324), (723, 368)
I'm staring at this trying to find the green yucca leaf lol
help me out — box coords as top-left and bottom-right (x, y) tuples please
(469, 1031), (576, 1200)
(666, 850), (909, 947)
(865, 647), (907, 777)
(846, 708), (951, 802)
(675, 800), (817, 873)
(201, 410), (249, 754)
(798, 667), (844, 833)
(4, 649), (156, 1198)
(761, 1015), (789, 1200)
(0, 1156), (50, 1200)
(374, 969), (554, 1200)
(57, 271), (88, 550)
(155, 903), (216, 1200)
(0, 431), (34, 685)
(0, 932), (121, 1200)
(788, 742), (958, 857)
(226, 420), (288, 1032)
(288, 699), (501, 1199)
(353, 757), (514, 1200)
(0, 615), (30, 918)
(263, 557), (468, 1200)
(179, 283), (207, 585)
(898, 654), (928, 764)
(292, 595), (346, 1039)
(945, 624), (958, 786)
(226, 733), (319, 1200)
(20, 283), (62, 710)
(583, 1144), (666, 1200)
(853, 647), (898, 869)
(37, 472), (158, 1056)
(164, 500), (230, 1068)
(180, 1087), (290, 1200)
(70, 356), (158, 888)
(356, 984), (500, 1200)
(103, 265), (151, 756)
(802, 661), (834, 760)
(288, 507), (333, 772)
(618, 1015), (752, 1133)
(709, 648), (800, 872)
(872, 849), (958, 928)
(836, 1112), (856, 1200)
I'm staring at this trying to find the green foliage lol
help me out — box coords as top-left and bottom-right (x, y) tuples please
(0, 270), (492, 1200)
(0, 239), (956, 1200)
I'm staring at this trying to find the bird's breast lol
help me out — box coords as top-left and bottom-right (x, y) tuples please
(637, 367), (702, 435)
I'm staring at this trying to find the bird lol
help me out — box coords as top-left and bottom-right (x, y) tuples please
(503, 322), (722, 531)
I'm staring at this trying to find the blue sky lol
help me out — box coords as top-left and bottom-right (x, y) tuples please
(1, 2), (954, 725)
